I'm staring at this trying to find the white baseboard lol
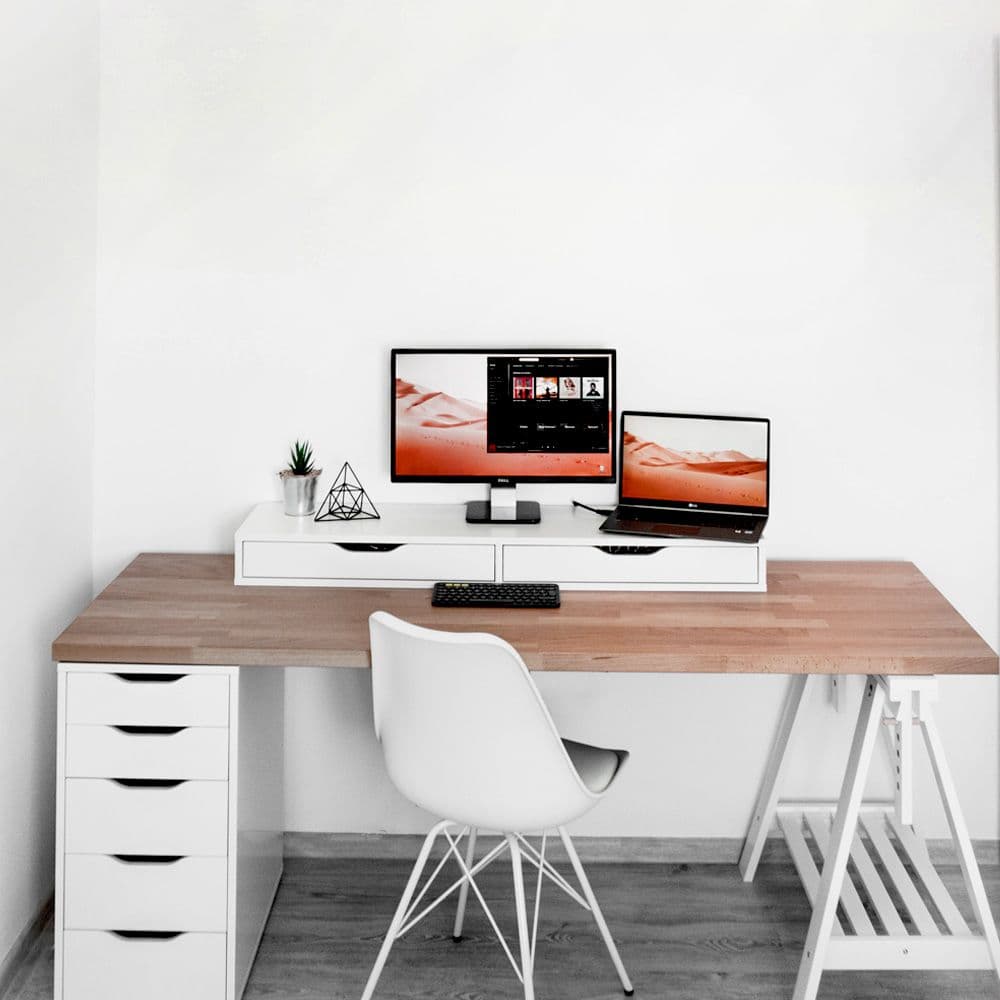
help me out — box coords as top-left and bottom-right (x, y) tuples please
(0, 896), (52, 1000)
(285, 832), (999, 866)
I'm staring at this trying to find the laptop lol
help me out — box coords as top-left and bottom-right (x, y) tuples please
(600, 410), (770, 543)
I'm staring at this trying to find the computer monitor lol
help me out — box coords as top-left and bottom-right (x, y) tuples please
(392, 348), (616, 523)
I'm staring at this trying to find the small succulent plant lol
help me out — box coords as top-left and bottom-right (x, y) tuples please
(285, 440), (315, 476)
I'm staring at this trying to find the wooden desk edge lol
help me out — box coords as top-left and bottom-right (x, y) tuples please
(50, 646), (998, 676)
(51, 553), (1000, 676)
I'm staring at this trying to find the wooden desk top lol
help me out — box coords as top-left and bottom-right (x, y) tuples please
(52, 554), (997, 675)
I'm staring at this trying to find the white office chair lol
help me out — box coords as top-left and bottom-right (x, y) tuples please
(362, 611), (633, 1000)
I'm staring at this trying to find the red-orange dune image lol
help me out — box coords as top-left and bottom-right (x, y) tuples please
(394, 379), (611, 477)
(621, 431), (767, 507)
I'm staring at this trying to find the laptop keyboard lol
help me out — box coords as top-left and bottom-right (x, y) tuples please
(602, 506), (764, 542)
(613, 519), (702, 536)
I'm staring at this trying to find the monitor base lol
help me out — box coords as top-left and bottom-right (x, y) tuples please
(465, 500), (541, 525)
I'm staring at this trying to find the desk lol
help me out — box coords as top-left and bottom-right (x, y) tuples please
(52, 553), (999, 1000)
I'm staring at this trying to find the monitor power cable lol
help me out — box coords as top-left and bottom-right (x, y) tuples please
(572, 500), (614, 516)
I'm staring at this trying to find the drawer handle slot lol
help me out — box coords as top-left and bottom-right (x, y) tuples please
(112, 725), (187, 735)
(333, 543), (402, 552)
(593, 545), (663, 556)
(112, 855), (183, 865)
(110, 930), (183, 940)
(110, 778), (186, 789)
(114, 673), (185, 683)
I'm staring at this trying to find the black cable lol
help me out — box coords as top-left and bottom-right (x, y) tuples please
(572, 499), (614, 516)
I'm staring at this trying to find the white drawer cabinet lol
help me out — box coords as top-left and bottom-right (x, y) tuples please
(56, 664), (284, 1000)
(65, 779), (229, 856)
(62, 931), (226, 1000)
(65, 725), (230, 780)
(64, 855), (229, 932)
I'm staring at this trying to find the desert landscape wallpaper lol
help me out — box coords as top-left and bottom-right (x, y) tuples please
(394, 377), (612, 477)
(621, 417), (768, 508)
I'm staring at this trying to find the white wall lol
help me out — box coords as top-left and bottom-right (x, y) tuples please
(0, 2), (98, 966)
(95, 1), (1000, 838)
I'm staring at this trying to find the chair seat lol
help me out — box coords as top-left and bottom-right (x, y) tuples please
(562, 739), (628, 794)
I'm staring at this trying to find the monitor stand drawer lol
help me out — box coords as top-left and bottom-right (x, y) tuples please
(502, 543), (760, 587)
(241, 540), (495, 584)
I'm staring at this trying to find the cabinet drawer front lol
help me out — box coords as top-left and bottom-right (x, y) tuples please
(65, 779), (228, 856)
(242, 540), (495, 582)
(63, 930), (225, 1000)
(66, 672), (229, 727)
(65, 726), (229, 780)
(503, 543), (759, 585)
(64, 855), (228, 932)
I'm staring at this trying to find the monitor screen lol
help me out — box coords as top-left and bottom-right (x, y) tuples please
(392, 349), (616, 482)
(621, 411), (769, 512)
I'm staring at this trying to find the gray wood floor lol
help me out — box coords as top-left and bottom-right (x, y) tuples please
(6, 855), (999, 1000)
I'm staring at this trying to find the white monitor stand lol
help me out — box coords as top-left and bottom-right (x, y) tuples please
(465, 483), (541, 524)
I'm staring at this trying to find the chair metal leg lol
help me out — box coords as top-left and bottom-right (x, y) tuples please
(452, 826), (478, 941)
(558, 827), (634, 996)
(361, 821), (448, 1000)
(508, 834), (535, 1000)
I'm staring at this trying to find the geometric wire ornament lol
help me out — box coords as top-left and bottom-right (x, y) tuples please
(314, 461), (381, 521)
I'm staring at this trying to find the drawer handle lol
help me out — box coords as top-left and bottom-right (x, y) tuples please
(110, 930), (183, 940)
(110, 778), (186, 788)
(112, 725), (187, 735)
(112, 854), (183, 865)
(114, 673), (185, 683)
(334, 543), (402, 552)
(593, 545), (663, 556)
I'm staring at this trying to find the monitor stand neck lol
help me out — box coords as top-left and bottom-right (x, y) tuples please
(465, 484), (541, 525)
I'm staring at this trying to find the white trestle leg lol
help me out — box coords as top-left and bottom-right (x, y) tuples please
(919, 700), (1000, 979)
(792, 676), (886, 1000)
(740, 674), (811, 882)
(770, 674), (1000, 999)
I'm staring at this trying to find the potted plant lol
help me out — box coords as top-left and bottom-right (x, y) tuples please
(279, 440), (322, 516)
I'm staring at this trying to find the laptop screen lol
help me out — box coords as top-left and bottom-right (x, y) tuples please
(620, 411), (770, 514)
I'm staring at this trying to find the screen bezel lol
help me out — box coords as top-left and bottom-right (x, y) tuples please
(618, 409), (770, 515)
(391, 348), (617, 484)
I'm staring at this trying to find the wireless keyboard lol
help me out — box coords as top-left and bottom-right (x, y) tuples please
(432, 582), (561, 609)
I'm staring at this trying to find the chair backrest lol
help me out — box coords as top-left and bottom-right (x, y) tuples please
(368, 611), (601, 831)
